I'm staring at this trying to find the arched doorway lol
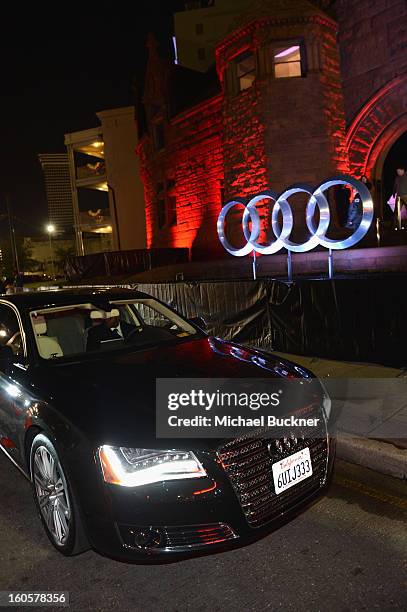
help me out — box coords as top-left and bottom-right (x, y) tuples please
(379, 131), (407, 221)
(346, 76), (407, 219)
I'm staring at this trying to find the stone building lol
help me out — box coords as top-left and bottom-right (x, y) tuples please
(336, 0), (407, 213)
(136, 0), (407, 257)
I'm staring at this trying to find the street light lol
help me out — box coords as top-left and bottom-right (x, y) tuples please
(46, 224), (56, 279)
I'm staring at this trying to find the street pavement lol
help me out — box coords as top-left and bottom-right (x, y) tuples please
(275, 352), (407, 478)
(0, 453), (406, 612)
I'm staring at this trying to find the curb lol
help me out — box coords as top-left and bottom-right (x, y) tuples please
(336, 435), (407, 480)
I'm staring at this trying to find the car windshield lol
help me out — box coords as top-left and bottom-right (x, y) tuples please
(29, 298), (200, 360)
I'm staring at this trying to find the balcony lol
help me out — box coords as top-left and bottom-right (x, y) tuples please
(79, 210), (112, 234)
(75, 161), (107, 190)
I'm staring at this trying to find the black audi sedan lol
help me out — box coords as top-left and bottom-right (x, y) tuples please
(0, 288), (334, 561)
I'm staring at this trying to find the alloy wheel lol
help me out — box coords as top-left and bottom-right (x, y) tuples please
(33, 445), (72, 547)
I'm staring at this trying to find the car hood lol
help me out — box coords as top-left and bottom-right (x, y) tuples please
(28, 336), (320, 451)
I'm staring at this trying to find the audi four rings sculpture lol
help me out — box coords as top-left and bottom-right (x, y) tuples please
(217, 175), (374, 256)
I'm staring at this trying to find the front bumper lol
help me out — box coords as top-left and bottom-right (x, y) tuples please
(82, 436), (336, 562)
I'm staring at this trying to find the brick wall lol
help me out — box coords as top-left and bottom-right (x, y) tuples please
(335, 0), (407, 124)
(219, 17), (349, 196)
(217, 14), (349, 242)
(138, 95), (224, 255)
(223, 84), (269, 199)
(138, 5), (353, 255)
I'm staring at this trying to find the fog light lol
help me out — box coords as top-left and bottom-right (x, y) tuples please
(132, 527), (166, 549)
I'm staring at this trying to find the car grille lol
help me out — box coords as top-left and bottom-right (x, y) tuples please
(218, 405), (329, 528)
(118, 522), (237, 551)
(165, 523), (237, 549)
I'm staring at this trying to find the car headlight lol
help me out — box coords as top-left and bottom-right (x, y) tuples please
(98, 446), (207, 487)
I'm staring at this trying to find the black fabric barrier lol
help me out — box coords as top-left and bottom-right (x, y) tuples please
(136, 277), (407, 368)
(66, 248), (189, 280)
(65, 253), (106, 279)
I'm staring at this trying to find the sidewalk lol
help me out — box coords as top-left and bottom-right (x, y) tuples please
(275, 352), (407, 480)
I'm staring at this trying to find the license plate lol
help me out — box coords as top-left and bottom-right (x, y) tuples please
(272, 447), (313, 495)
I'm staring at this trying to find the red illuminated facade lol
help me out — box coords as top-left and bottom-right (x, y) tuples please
(137, 0), (407, 256)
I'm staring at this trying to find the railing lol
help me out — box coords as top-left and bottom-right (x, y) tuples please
(76, 162), (106, 180)
(79, 211), (111, 230)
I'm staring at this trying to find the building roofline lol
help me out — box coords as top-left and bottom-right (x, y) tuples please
(96, 106), (136, 120)
(64, 126), (103, 146)
(38, 153), (68, 160)
(216, 13), (337, 58)
(171, 92), (223, 126)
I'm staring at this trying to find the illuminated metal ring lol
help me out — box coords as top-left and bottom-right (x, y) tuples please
(217, 199), (259, 257)
(272, 186), (329, 253)
(217, 175), (374, 256)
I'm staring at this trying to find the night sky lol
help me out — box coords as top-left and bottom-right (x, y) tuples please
(0, 0), (184, 240)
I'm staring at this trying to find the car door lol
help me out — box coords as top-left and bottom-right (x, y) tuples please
(0, 301), (29, 470)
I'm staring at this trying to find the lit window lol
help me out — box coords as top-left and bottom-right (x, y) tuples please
(196, 23), (204, 35)
(236, 51), (255, 91)
(198, 47), (206, 61)
(274, 45), (303, 78)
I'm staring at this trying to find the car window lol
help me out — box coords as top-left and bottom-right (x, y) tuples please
(0, 304), (24, 357)
(130, 301), (180, 331)
(30, 299), (199, 360)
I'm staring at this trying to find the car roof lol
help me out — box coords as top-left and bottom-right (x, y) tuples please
(0, 287), (152, 310)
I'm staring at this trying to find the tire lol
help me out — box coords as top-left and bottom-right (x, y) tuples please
(30, 433), (89, 556)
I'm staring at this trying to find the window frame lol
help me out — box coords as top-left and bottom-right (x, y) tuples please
(152, 121), (165, 151)
(157, 198), (166, 229)
(28, 299), (199, 362)
(235, 50), (256, 92)
(0, 300), (27, 360)
(166, 179), (177, 227)
(272, 41), (306, 79)
(166, 195), (177, 227)
(156, 183), (166, 229)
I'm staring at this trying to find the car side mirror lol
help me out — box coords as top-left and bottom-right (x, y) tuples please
(189, 316), (207, 332)
(0, 345), (14, 372)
